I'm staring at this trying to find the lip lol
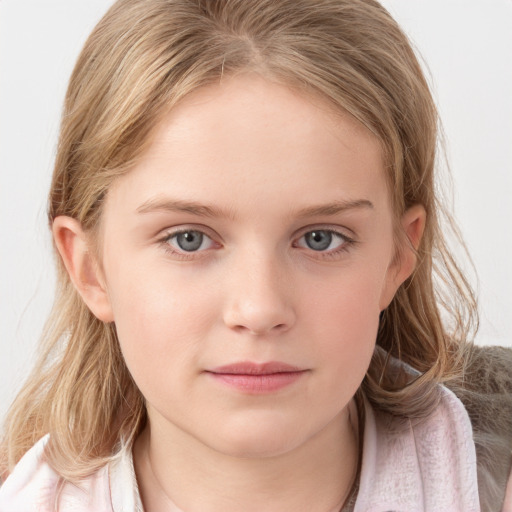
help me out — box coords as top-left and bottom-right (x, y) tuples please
(210, 361), (303, 375)
(205, 361), (308, 393)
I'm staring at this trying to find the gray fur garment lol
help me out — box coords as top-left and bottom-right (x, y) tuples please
(447, 345), (512, 512)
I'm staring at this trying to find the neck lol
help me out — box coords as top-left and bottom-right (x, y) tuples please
(133, 402), (359, 512)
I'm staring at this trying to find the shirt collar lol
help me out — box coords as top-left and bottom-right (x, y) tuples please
(353, 387), (480, 512)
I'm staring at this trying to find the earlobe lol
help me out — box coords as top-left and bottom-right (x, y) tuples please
(52, 216), (114, 322)
(379, 204), (426, 310)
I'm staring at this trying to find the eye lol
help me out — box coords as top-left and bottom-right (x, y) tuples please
(296, 229), (349, 252)
(165, 230), (215, 253)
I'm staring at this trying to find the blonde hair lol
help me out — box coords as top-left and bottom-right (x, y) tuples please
(1, 0), (477, 481)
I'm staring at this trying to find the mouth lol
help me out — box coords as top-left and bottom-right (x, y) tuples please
(205, 361), (308, 393)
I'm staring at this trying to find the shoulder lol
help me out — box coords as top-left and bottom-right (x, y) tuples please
(0, 436), (112, 512)
(0, 436), (59, 511)
(447, 345), (512, 512)
(355, 384), (481, 512)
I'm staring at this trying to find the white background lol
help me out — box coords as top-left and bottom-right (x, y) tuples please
(1, 0), (511, 423)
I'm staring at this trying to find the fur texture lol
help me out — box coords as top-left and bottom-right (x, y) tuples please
(447, 345), (512, 512)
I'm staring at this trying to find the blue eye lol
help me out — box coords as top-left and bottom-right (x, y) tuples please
(166, 230), (214, 252)
(297, 230), (348, 252)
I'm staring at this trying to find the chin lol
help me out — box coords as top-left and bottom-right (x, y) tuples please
(203, 417), (305, 459)
(216, 435), (299, 459)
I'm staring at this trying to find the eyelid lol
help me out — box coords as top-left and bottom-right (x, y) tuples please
(293, 223), (356, 241)
(158, 225), (222, 258)
(292, 225), (357, 258)
(156, 223), (357, 260)
(158, 224), (221, 242)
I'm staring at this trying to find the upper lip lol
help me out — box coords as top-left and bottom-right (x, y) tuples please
(208, 361), (304, 375)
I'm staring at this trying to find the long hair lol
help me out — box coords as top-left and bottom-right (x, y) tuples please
(1, 0), (477, 481)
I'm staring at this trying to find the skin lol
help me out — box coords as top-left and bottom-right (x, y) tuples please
(54, 74), (425, 512)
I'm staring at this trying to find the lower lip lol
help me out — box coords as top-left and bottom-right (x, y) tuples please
(207, 371), (306, 393)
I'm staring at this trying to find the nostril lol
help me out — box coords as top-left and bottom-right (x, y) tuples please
(248, 323), (289, 336)
(230, 322), (289, 336)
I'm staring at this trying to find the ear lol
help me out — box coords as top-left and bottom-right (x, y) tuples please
(52, 216), (114, 322)
(379, 204), (426, 310)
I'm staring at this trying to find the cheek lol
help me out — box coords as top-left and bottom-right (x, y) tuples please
(293, 275), (381, 430)
(107, 250), (213, 327)
(306, 269), (384, 369)
(104, 258), (218, 383)
(312, 265), (384, 327)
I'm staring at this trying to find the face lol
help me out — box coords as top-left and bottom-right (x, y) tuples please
(92, 75), (412, 458)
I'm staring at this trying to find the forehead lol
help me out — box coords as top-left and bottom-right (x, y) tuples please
(105, 74), (389, 220)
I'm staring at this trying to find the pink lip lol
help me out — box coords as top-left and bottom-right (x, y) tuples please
(206, 361), (307, 393)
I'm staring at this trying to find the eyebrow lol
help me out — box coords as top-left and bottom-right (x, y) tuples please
(295, 199), (374, 217)
(136, 198), (234, 219)
(136, 197), (374, 218)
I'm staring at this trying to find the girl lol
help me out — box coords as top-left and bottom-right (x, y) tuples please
(0, 0), (511, 510)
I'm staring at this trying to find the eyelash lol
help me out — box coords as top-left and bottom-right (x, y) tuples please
(159, 228), (219, 260)
(158, 227), (356, 261)
(293, 229), (356, 260)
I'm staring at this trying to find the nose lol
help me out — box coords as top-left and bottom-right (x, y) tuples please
(222, 250), (296, 336)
